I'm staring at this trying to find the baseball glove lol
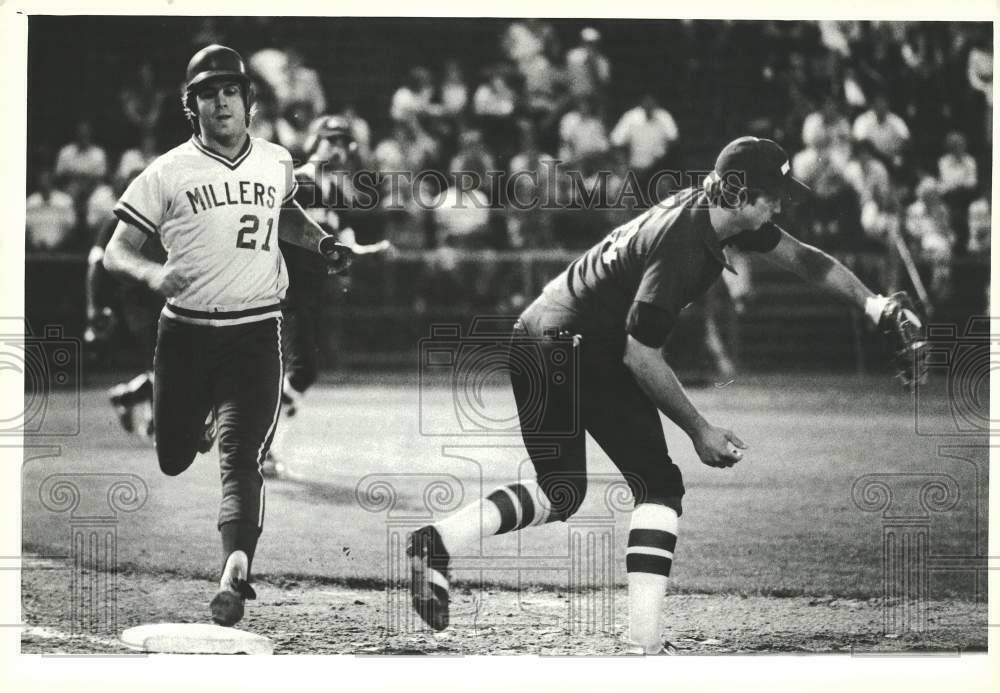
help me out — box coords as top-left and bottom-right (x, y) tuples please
(876, 291), (928, 387)
(318, 235), (355, 275)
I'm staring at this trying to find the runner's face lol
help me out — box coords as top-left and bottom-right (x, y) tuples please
(195, 80), (247, 142)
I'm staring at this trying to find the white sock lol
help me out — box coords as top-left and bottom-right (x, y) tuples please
(434, 480), (555, 555)
(626, 503), (679, 654)
(220, 550), (248, 590)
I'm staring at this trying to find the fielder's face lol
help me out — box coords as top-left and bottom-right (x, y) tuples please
(739, 192), (781, 230)
(195, 80), (247, 143)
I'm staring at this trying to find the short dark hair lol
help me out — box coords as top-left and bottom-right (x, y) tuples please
(705, 175), (771, 210)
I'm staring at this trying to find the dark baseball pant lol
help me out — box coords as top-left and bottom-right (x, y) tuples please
(153, 314), (283, 531)
(510, 300), (685, 519)
(281, 292), (321, 394)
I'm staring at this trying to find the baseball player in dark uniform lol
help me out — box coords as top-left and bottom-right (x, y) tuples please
(263, 114), (391, 479)
(408, 136), (927, 652)
(87, 211), (163, 439)
(103, 45), (353, 627)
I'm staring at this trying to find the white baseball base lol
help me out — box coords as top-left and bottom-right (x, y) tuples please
(120, 623), (273, 654)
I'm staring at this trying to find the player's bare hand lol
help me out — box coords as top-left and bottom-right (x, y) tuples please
(147, 265), (194, 298)
(692, 425), (747, 468)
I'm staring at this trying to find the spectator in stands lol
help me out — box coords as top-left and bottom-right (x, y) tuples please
(501, 19), (558, 67)
(248, 94), (279, 142)
(377, 164), (435, 252)
(507, 119), (556, 249)
(844, 138), (895, 246)
(938, 130), (978, 194)
(558, 96), (609, 169)
(26, 170), (77, 252)
(610, 93), (679, 198)
(565, 27), (611, 108)
(275, 100), (316, 161)
(440, 60), (469, 119)
(391, 66), (438, 125)
(433, 60), (470, 152)
(905, 176), (955, 300)
(119, 62), (165, 141)
(801, 95), (852, 164)
(85, 178), (116, 240)
(851, 92), (910, 169)
(342, 104), (372, 166)
(791, 131), (860, 249)
(448, 128), (497, 194)
(249, 45), (326, 116)
(418, 179), (497, 314)
(966, 27), (992, 145)
(374, 117), (441, 249)
(966, 197), (990, 255)
(55, 119), (108, 204)
(116, 132), (159, 183)
(87, 162), (145, 243)
(937, 130), (978, 252)
(473, 65), (519, 164)
(375, 117), (439, 177)
(431, 181), (493, 249)
(473, 65), (517, 118)
(519, 46), (567, 145)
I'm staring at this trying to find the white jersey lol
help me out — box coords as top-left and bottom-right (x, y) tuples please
(114, 135), (297, 326)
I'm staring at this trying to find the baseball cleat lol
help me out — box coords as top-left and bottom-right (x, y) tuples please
(210, 550), (256, 627)
(407, 525), (451, 631)
(197, 410), (217, 454)
(108, 384), (135, 434)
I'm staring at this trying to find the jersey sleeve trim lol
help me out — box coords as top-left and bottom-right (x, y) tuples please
(113, 202), (158, 237)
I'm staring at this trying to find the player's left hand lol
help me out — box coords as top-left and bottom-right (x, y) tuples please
(871, 291), (929, 388)
(318, 236), (355, 275)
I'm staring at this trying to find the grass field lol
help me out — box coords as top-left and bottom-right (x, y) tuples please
(20, 373), (989, 654)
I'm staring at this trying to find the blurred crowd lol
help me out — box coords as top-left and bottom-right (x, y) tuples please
(27, 19), (992, 315)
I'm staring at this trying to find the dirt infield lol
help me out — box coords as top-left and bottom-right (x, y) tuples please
(22, 559), (986, 655)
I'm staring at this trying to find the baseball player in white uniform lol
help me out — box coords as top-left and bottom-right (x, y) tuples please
(103, 44), (352, 626)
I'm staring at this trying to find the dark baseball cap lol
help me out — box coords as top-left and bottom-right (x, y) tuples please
(713, 136), (811, 201)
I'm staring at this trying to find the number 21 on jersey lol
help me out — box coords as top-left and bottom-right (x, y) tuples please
(236, 214), (274, 251)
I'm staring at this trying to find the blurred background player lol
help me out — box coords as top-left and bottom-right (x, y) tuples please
(86, 166), (165, 439)
(264, 114), (391, 479)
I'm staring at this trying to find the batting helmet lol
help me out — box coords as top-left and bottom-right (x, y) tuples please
(182, 44), (253, 131)
(303, 115), (358, 158)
